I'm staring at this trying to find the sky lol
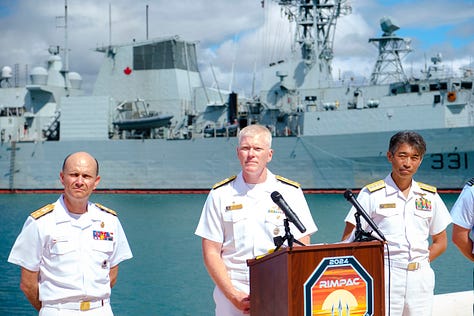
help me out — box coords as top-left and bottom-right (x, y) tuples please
(0, 0), (473, 96)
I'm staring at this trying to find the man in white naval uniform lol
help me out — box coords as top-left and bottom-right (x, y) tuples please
(341, 131), (451, 316)
(451, 178), (474, 261)
(195, 124), (318, 315)
(8, 152), (133, 315)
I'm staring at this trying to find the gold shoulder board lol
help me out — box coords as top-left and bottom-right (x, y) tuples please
(95, 203), (117, 216)
(275, 175), (300, 188)
(467, 178), (474, 186)
(417, 182), (437, 193)
(366, 180), (385, 192)
(30, 204), (54, 220)
(212, 175), (237, 190)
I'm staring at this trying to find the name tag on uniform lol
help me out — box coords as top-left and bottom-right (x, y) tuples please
(226, 204), (243, 211)
(379, 203), (396, 209)
(52, 236), (68, 244)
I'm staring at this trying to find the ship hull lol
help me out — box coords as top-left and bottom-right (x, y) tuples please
(2, 126), (472, 191)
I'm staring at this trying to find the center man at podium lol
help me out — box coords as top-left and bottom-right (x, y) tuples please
(195, 124), (318, 315)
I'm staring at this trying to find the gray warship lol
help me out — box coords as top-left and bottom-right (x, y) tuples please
(0, 0), (473, 192)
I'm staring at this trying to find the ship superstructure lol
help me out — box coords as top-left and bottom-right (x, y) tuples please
(0, 0), (472, 192)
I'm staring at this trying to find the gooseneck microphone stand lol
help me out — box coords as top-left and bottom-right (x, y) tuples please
(344, 189), (386, 242)
(353, 211), (379, 242)
(273, 218), (305, 251)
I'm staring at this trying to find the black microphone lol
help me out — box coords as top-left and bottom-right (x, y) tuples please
(344, 189), (386, 242)
(271, 191), (306, 233)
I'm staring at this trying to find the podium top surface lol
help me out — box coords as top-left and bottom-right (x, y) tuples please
(247, 240), (384, 267)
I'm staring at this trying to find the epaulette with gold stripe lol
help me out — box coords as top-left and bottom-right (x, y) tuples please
(95, 203), (117, 216)
(275, 175), (300, 188)
(212, 175), (237, 190)
(417, 182), (437, 193)
(366, 180), (385, 193)
(466, 178), (474, 186)
(30, 204), (54, 220)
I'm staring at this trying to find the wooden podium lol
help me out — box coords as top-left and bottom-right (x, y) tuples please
(247, 241), (385, 316)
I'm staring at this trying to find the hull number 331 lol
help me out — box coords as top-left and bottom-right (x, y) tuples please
(430, 153), (469, 170)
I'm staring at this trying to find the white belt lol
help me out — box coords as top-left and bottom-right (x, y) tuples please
(43, 298), (109, 311)
(386, 260), (429, 271)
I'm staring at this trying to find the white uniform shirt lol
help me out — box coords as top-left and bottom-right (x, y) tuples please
(344, 174), (451, 262)
(450, 179), (474, 252)
(8, 195), (133, 303)
(195, 170), (318, 285)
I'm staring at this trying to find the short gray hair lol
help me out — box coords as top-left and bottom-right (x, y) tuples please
(238, 124), (272, 148)
(389, 131), (426, 156)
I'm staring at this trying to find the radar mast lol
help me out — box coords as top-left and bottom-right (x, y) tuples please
(369, 17), (412, 84)
(278, 0), (351, 80)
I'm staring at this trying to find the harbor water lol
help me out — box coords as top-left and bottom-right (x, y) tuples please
(0, 193), (472, 315)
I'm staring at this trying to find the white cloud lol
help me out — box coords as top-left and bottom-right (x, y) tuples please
(0, 0), (472, 95)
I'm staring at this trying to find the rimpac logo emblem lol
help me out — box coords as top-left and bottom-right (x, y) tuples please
(304, 256), (374, 316)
